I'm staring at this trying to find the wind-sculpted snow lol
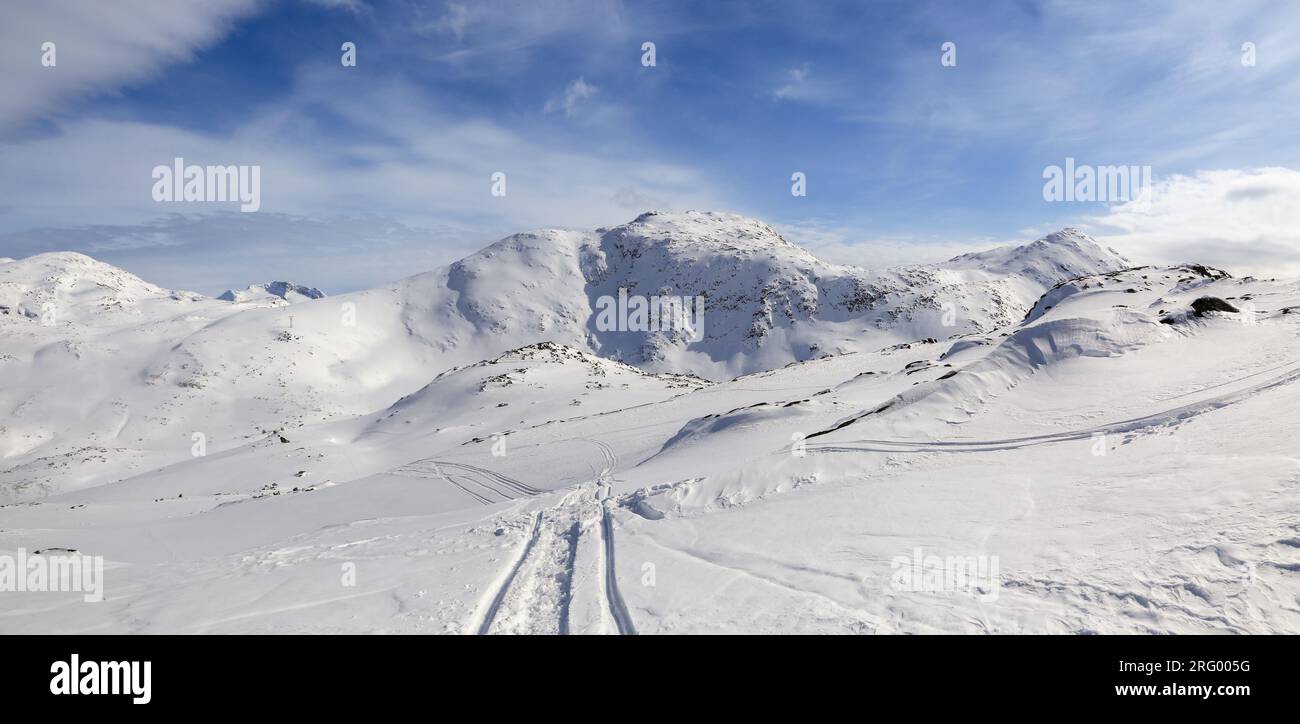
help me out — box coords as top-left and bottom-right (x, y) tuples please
(1024, 263), (1231, 324)
(819, 312), (1174, 433)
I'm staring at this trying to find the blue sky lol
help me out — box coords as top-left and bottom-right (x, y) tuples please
(3, 0), (1300, 293)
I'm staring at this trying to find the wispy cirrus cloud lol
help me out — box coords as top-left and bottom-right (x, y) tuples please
(0, 0), (263, 133)
(414, 0), (634, 67)
(0, 63), (734, 291)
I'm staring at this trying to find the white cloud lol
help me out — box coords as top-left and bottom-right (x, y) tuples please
(805, 2), (1300, 170)
(0, 110), (723, 234)
(1085, 167), (1300, 277)
(772, 63), (823, 102)
(300, 0), (367, 12)
(419, 0), (634, 70)
(776, 218), (998, 270)
(797, 167), (1300, 278)
(0, 0), (262, 132)
(544, 77), (600, 117)
(435, 2), (473, 39)
(0, 213), (474, 295)
(0, 69), (732, 286)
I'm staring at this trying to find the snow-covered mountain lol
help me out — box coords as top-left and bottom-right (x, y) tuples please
(0, 251), (205, 325)
(4, 212), (1298, 635)
(218, 281), (326, 305)
(0, 213), (1125, 499)
(435, 211), (1130, 377)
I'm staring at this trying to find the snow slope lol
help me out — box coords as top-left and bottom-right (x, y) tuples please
(2, 215), (1297, 635)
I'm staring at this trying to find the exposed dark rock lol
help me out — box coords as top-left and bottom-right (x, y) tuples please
(1186, 264), (1231, 280)
(1191, 296), (1239, 317)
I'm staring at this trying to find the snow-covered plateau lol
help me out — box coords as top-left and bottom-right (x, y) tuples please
(2, 211), (1298, 634)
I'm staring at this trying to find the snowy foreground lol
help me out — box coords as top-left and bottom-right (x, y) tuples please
(2, 212), (1298, 634)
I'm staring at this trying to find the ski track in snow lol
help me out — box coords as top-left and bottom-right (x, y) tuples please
(599, 505), (637, 636)
(469, 439), (635, 634)
(472, 511), (544, 635)
(589, 438), (637, 635)
(807, 360), (1300, 455)
(393, 459), (544, 504)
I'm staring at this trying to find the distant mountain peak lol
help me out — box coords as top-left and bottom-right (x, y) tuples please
(2, 250), (172, 295)
(944, 228), (1129, 287)
(218, 281), (326, 304)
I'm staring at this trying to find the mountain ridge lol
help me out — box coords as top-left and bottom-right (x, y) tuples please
(218, 281), (327, 305)
(0, 211), (1137, 498)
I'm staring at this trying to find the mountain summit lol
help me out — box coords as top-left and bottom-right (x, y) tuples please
(434, 211), (1129, 377)
(944, 227), (1131, 287)
(219, 281), (326, 304)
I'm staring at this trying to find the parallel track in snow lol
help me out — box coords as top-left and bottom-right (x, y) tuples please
(392, 459), (543, 505)
(469, 438), (636, 635)
(473, 511), (544, 635)
(588, 438), (637, 635)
